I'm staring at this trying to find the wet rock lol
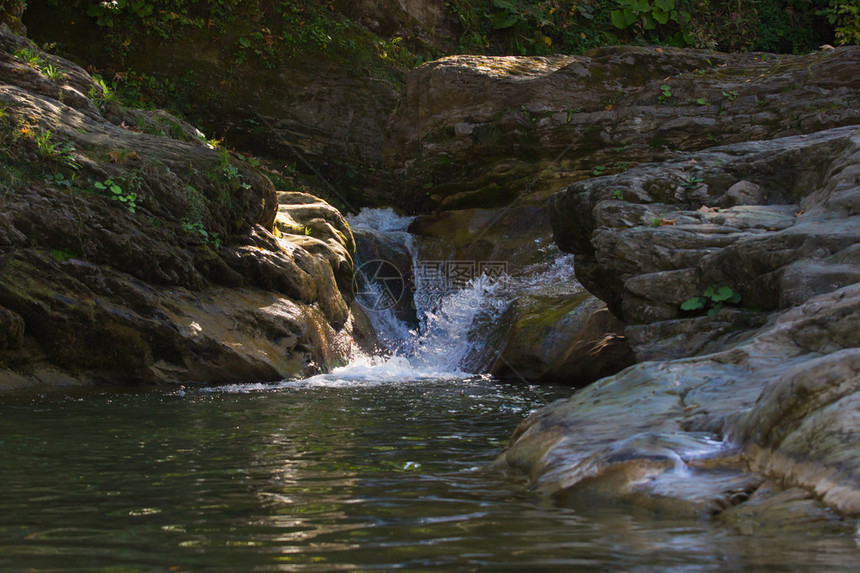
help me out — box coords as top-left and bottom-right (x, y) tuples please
(491, 293), (633, 385)
(496, 284), (860, 516)
(717, 483), (849, 535)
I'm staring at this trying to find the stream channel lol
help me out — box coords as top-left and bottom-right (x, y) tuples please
(1, 210), (859, 571)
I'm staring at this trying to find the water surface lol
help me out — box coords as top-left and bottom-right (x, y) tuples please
(2, 378), (859, 572)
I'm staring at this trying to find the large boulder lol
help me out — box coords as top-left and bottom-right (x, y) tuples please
(0, 25), (373, 390)
(385, 46), (860, 212)
(549, 125), (860, 360)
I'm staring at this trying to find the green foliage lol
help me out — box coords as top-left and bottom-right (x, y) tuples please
(446, 0), (617, 55)
(681, 286), (742, 316)
(722, 90), (739, 101)
(14, 45), (65, 80)
(611, 0), (692, 45)
(14, 46), (43, 68)
(657, 84), (672, 103)
(181, 218), (222, 249)
(612, 189), (624, 200)
(219, 150), (251, 190)
(444, 0), (839, 55)
(592, 165), (607, 176)
(94, 177), (137, 213)
(44, 171), (74, 188)
(818, 1), (860, 45)
(682, 176), (705, 190)
(90, 75), (119, 111)
(35, 129), (80, 172)
(50, 248), (77, 262)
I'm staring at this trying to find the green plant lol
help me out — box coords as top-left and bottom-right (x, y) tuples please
(219, 150), (251, 190)
(182, 219), (222, 249)
(681, 285), (742, 316)
(657, 84), (672, 103)
(42, 63), (63, 81)
(90, 75), (118, 111)
(95, 178), (137, 213)
(610, 0), (692, 45)
(50, 248), (77, 262)
(682, 176), (705, 190)
(722, 90), (739, 101)
(694, 97), (708, 105)
(44, 171), (73, 188)
(592, 165), (606, 176)
(35, 129), (54, 160)
(14, 46), (44, 68)
(35, 129), (80, 171)
(612, 189), (624, 200)
(817, 1), (860, 45)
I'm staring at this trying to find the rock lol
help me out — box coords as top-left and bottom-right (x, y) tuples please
(385, 46), (860, 212)
(717, 483), (849, 535)
(549, 124), (860, 360)
(490, 293), (633, 385)
(0, 2), (25, 35)
(0, 25), (372, 389)
(0, 305), (23, 350)
(722, 180), (762, 207)
(495, 284), (860, 515)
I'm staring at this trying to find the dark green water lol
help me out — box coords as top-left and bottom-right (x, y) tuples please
(1, 377), (859, 572)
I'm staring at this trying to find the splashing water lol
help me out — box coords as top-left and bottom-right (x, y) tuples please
(330, 208), (511, 380)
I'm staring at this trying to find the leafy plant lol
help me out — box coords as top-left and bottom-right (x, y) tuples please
(35, 130), (80, 171)
(14, 46), (44, 68)
(90, 75), (119, 111)
(592, 165), (606, 176)
(95, 178), (137, 213)
(44, 171), (74, 188)
(42, 63), (64, 81)
(35, 129), (55, 161)
(611, 0), (692, 45)
(681, 286), (742, 316)
(219, 150), (251, 190)
(817, 1), (860, 45)
(50, 248), (77, 262)
(722, 90), (739, 101)
(612, 189), (624, 200)
(682, 176), (705, 191)
(657, 84), (672, 103)
(182, 219), (222, 249)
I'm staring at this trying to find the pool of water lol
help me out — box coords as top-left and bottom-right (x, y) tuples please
(2, 377), (859, 572)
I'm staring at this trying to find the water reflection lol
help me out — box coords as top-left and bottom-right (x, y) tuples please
(1, 382), (859, 571)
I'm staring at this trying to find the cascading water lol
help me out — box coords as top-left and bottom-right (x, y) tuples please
(343, 208), (510, 379)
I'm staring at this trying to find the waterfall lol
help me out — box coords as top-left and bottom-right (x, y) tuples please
(345, 208), (509, 379)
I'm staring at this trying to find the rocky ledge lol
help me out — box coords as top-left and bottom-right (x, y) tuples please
(495, 125), (860, 521)
(0, 25), (373, 390)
